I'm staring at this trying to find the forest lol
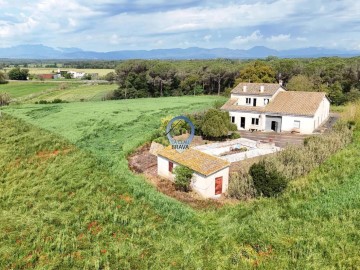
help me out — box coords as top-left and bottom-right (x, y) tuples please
(109, 57), (360, 105)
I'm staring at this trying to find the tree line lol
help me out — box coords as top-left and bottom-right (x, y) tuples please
(109, 57), (360, 105)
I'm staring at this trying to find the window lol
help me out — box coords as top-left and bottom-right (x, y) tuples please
(231, 116), (235, 123)
(264, 99), (269, 105)
(294, 120), (300, 129)
(169, 161), (173, 173)
(251, 118), (259, 125)
(246, 98), (251, 104)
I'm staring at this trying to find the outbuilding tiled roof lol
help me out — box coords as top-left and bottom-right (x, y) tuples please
(221, 91), (328, 116)
(158, 147), (230, 176)
(231, 83), (284, 96)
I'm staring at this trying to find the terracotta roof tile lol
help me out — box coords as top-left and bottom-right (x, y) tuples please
(265, 91), (327, 116)
(158, 147), (230, 176)
(222, 91), (328, 116)
(231, 82), (284, 96)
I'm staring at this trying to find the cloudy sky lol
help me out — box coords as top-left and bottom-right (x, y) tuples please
(0, 0), (360, 51)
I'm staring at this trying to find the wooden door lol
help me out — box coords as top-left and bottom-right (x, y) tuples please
(169, 161), (173, 173)
(215, 177), (223, 195)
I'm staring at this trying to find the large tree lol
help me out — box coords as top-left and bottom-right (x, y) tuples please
(239, 61), (276, 83)
(7, 67), (29, 80)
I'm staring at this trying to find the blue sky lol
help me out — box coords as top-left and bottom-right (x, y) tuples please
(0, 0), (359, 51)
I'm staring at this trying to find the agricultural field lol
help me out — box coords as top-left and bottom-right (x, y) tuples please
(1, 97), (360, 269)
(0, 81), (61, 98)
(26, 68), (114, 77)
(0, 81), (116, 102)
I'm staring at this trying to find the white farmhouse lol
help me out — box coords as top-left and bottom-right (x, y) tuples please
(157, 147), (230, 198)
(221, 83), (330, 134)
(68, 71), (86, 79)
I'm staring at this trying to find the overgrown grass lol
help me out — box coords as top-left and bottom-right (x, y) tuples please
(1, 98), (360, 268)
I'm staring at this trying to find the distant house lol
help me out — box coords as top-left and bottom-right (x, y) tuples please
(38, 74), (54, 80)
(157, 147), (230, 198)
(221, 82), (330, 134)
(68, 71), (85, 79)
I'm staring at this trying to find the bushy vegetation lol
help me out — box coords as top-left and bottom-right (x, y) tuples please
(2, 98), (360, 268)
(229, 121), (354, 199)
(174, 166), (193, 192)
(35, 98), (68, 104)
(0, 71), (8, 84)
(7, 67), (29, 80)
(0, 92), (10, 106)
(249, 161), (288, 197)
(201, 109), (237, 139)
(227, 170), (256, 200)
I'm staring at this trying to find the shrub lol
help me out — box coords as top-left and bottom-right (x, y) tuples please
(201, 109), (231, 139)
(173, 165), (193, 192)
(228, 170), (256, 200)
(249, 161), (287, 197)
(230, 132), (241, 139)
(0, 92), (11, 106)
(52, 98), (64, 104)
(38, 100), (48, 104)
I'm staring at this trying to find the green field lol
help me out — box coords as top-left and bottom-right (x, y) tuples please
(0, 81), (61, 98)
(0, 81), (116, 102)
(1, 97), (360, 269)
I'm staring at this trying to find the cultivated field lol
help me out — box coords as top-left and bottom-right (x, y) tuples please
(1, 97), (360, 268)
(0, 81), (116, 102)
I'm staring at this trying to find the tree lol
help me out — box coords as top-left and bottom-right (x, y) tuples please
(239, 61), (276, 83)
(0, 71), (8, 84)
(64, 73), (72, 79)
(201, 109), (237, 138)
(148, 62), (175, 97)
(249, 161), (287, 197)
(174, 165), (193, 192)
(7, 67), (29, 80)
(104, 71), (116, 82)
(286, 74), (315, 91)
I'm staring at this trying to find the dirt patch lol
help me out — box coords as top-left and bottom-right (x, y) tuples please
(36, 148), (72, 159)
(128, 144), (237, 210)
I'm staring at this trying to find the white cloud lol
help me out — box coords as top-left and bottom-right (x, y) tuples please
(267, 34), (291, 42)
(231, 30), (263, 45)
(110, 34), (123, 45)
(203, 35), (212, 42)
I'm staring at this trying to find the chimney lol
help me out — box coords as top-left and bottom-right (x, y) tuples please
(279, 80), (283, 86)
(243, 85), (247, 92)
(260, 85), (264, 93)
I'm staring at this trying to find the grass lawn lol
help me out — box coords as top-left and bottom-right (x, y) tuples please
(1, 97), (360, 269)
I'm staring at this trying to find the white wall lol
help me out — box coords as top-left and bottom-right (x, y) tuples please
(230, 94), (272, 107)
(157, 155), (229, 198)
(157, 156), (177, 181)
(313, 97), (330, 129)
(191, 167), (229, 198)
(281, 115), (315, 134)
(229, 111), (264, 130)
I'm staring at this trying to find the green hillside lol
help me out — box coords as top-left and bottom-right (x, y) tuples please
(1, 97), (360, 269)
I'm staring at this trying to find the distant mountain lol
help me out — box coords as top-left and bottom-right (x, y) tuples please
(0, 44), (359, 60)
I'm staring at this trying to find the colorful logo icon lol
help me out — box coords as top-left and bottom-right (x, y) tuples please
(166, 116), (195, 153)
